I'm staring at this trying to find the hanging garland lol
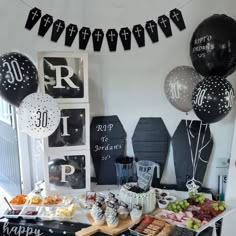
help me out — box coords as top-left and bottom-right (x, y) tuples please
(24, 4), (187, 52)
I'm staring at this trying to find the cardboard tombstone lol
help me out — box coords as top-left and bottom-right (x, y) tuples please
(90, 116), (126, 184)
(172, 120), (213, 189)
(132, 118), (171, 187)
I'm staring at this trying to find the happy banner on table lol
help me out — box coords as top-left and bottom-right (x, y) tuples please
(25, 7), (186, 52)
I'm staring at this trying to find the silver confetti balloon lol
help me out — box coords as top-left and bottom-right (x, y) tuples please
(164, 66), (202, 112)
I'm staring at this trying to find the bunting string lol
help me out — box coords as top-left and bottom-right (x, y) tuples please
(18, 0), (195, 52)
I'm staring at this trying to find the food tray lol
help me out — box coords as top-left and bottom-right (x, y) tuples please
(3, 204), (76, 221)
(10, 195), (74, 207)
(155, 205), (236, 235)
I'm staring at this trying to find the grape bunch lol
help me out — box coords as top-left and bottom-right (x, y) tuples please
(188, 193), (206, 205)
(186, 218), (201, 230)
(167, 200), (190, 212)
(211, 201), (226, 212)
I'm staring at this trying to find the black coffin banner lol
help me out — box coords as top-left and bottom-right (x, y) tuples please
(172, 120), (213, 189)
(132, 118), (171, 187)
(90, 116), (126, 184)
(25, 7), (41, 30)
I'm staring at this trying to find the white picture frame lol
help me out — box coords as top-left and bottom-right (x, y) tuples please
(38, 51), (89, 103)
(43, 103), (90, 151)
(44, 150), (91, 194)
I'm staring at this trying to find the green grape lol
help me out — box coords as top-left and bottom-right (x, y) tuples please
(219, 205), (224, 211)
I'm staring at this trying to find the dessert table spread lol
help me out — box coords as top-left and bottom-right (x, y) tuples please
(0, 183), (228, 236)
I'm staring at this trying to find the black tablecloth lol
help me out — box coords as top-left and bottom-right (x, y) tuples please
(0, 218), (213, 236)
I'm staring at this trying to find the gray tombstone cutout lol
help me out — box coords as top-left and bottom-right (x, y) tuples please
(90, 116), (126, 184)
(172, 120), (213, 189)
(132, 118), (171, 187)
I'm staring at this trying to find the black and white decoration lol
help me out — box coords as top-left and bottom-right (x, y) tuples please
(18, 92), (61, 139)
(119, 27), (132, 50)
(92, 29), (104, 51)
(45, 103), (90, 150)
(45, 150), (90, 194)
(79, 27), (91, 50)
(170, 8), (186, 31)
(145, 20), (159, 43)
(38, 51), (88, 103)
(0, 52), (39, 107)
(51, 19), (65, 42)
(106, 29), (118, 52)
(39, 52), (91, 194)
(192, 76), (235, 123)
(133, 24), (145, 47)
(158, 15), (172, 38)
(38, 14), (53, 37)
(25, 7), (186, 51)
(65, 24), (78, 47)
(25, 7), (41, 30)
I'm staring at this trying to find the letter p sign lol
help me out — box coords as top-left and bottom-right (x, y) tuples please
(61, 165), (75, 182)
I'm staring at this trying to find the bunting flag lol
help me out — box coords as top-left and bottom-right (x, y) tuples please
(24, 7), (186, 52)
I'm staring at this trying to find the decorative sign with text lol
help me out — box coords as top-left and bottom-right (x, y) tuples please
(137, 172), (153, 191)
(45, 103), (90, 150)
(25, 7), (186, 52)
(38, 51), (88, 104)
(44, 150), (91, 194)
(90, 116), (126, 184)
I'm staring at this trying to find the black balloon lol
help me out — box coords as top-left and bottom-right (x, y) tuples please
(192, 76), (235, 123)
(0, 52), (39, 107)
(190, 14), (236, 77)
(48, 159), (68, 186)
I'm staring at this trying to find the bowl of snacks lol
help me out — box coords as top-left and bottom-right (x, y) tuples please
(158, 199), (169, 209)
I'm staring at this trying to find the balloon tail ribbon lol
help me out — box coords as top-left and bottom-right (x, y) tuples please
(194, 123), (211, 176)
(186, 120), (203, 193)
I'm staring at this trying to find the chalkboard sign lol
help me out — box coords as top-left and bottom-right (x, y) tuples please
(132, 118), (170, 187)
(172, 120), (213, 189)
(90, 116), (126, 184)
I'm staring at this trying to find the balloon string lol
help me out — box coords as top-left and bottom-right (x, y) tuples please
(193, 120), (202, 175)
(194, 124), (211, 172)
(185, 120), (195, 178)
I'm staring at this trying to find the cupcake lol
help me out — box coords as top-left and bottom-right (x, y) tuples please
(106, 214), (119, 228)
(91, 202), (105, 226)
(105, 202), (117, 217)
(130, 204), (142, 223)
(118, 201), (129, 220)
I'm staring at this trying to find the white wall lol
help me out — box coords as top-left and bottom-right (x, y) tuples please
(1, 0), (236, 193)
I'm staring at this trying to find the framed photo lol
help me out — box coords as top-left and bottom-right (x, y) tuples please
(44, 150), (91, 194)
(44, 103), (90, 151)
(38, 51), (88, 103)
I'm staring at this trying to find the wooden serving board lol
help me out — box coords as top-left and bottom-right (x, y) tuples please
(75, 213), (133, 236)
